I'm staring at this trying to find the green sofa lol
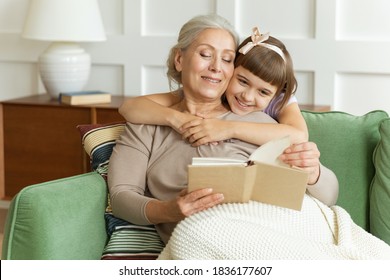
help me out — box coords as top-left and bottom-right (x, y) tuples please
(2, 110), (390, 260)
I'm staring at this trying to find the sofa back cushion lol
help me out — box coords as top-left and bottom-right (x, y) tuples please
(370, 118), (390, 245)
(302, 110), (388, 231)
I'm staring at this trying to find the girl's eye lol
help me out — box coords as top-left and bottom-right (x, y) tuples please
(259, 90), (271, 96)
(238, 78), (248, 86)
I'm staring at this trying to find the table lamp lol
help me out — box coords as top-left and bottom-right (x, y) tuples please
(22, 0), (106, 99)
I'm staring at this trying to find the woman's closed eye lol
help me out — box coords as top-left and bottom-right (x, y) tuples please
(200, 54), (233, 65)
(222, 56), (233, 63)
(200, 51), (212, 59)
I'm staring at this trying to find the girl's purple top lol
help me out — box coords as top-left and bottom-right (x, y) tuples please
(263, 93), (297, 120)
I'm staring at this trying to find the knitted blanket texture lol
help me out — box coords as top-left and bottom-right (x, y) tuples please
(158, 195), (390, 260)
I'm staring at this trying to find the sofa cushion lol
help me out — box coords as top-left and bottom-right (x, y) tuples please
(302, 110), (388, 231)
(101, 213), (164, 260)
(78, 122), (125, 172)
(370, 118), (390, 245)
(2, 173), (108, 260)
(77, 122), (163, 260)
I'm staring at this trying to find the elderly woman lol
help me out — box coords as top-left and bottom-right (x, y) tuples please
(107, 14), (339, 247)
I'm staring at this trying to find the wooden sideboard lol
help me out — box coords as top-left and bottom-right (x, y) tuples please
(0, 94), (126, 199)
(300, 104), (331, 112)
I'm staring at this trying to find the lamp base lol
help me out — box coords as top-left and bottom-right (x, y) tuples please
(39, 42), (91, 99)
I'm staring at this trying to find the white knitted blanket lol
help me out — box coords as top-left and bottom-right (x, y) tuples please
(158, 195), (390, 260)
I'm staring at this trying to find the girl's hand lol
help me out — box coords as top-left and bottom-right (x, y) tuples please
(279, 141), (321, 185)
(166, 188), (224, 221)
(170, 112), (201, 134)
(180, 118), (231, 146)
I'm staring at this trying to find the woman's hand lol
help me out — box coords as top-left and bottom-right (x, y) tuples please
(164, 188), (224, 222)
(180, 118), (231, 146)
(279, 141), (321, 185)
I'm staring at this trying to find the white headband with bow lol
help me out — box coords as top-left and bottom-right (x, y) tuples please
(238, 27), (286, 62)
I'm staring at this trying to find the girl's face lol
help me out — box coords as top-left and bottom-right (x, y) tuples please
(225, 66), (277, 116)
(174, 29), (236, 102)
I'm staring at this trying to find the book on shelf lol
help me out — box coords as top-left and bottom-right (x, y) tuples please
(187, 136), (309, 211)
(59, 90), (112, 105)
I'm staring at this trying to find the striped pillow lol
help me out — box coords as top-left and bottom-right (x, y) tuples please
(78, 122), (125, 173)
(77, 123), (164, 260)
(78, 122), (125, 212)
(101, 213), (164, 260)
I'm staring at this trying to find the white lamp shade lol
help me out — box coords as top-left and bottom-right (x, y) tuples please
(22, 0), (106, 42)
(22, 0), (106, 98)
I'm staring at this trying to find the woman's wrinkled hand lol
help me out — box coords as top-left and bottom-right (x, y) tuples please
(279, 141), (321, 185)
(166, 188), (224, 222)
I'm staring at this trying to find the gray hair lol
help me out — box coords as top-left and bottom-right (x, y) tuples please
(166, 14), (239, 89)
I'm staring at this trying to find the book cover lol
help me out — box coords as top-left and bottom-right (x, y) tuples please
(187, 136), (309, 210)
(59, 90), (111, 105)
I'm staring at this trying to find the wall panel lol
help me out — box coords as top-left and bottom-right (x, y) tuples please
(142, 0), (215, 36)
(0, 0), (390, 115)
(335, 73), (390, 115)
(87, 64), (124, 94)
(295, 71), (315, 105)
(336, 0), (390, 41)
(235, 0), (315, 39)
(142, 66), (170, 94)
(0, 62), (39, 100)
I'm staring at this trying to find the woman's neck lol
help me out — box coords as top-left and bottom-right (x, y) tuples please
(175, 97), (229, 118)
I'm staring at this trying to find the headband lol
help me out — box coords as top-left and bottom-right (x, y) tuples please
(238, 27), (286, 62)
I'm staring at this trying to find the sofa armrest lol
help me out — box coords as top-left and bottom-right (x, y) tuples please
(2, 172), (108, 260)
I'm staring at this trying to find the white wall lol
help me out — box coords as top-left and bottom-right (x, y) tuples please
(0, 0), (390, 115)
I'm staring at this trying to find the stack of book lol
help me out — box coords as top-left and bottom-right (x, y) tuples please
(59, 90), (112, 105)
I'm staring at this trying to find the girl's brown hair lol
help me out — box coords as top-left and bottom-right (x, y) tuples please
(234, 35), (297, 112)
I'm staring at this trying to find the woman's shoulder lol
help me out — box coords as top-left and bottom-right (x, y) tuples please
(221, 111), (277, 124)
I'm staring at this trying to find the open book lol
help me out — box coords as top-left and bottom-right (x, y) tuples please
(187, 136), (309, 211)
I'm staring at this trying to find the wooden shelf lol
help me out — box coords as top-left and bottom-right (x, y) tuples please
(0, 94), (126, 199)
(300, 104), (331, 112)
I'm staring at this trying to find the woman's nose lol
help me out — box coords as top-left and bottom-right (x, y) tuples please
(209, 58), (221, 72)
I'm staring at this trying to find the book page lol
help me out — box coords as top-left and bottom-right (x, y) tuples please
(249, 136), (290, 167)
(191, 157), (247, 166)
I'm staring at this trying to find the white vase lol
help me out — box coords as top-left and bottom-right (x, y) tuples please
(39, 42), (91, 99)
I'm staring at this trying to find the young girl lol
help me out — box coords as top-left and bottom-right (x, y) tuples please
(119, 27), (308, 146)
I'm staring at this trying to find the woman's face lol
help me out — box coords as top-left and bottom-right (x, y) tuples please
(175, 28), (236, 102)
(225, 66), (277, 116)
